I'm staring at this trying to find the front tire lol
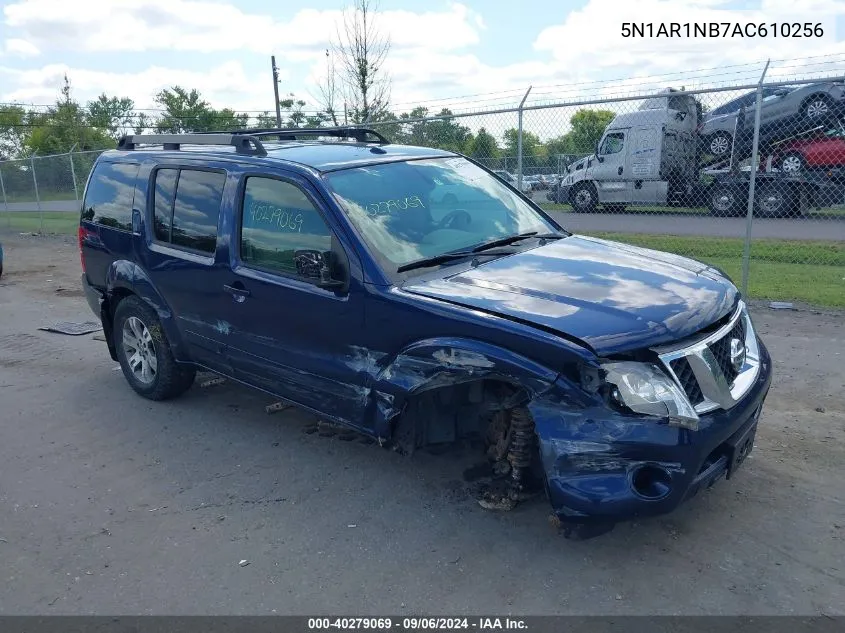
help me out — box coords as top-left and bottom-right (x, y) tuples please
(570, 182), (597, 213)
(113, 296), (195, 400)
(708, 132), (732, 157)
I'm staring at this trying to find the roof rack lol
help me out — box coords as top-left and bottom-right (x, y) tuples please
(227, 126), (390, 144)
(117, 134), (267, 156)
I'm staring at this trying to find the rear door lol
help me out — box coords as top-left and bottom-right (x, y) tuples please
(137, 161), (234, 373)
(217, 168), (368, 426)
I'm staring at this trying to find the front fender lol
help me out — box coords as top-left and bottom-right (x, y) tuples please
(369, 337), (560, 437)
(105, 259), (188, 361)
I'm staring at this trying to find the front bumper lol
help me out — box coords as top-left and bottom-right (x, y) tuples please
(530, 338), (772, 524)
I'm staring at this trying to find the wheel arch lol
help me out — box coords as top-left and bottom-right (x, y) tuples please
(103, 260), (187, 362)
(368, 336), (562, 441)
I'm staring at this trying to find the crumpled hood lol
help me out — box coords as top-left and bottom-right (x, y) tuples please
(402, 235), (738, 355)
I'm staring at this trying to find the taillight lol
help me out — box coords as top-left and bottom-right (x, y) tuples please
(78, 225), (94, 272)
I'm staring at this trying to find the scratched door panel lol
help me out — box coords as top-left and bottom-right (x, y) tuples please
(220, 170), (368, 426)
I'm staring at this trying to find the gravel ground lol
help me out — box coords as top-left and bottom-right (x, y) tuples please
(0, 233), (843, 615)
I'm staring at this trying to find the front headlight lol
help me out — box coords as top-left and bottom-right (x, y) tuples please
(602, 362), (699, 430)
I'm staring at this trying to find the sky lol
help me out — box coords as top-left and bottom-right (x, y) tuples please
(1, 0), (845, 121)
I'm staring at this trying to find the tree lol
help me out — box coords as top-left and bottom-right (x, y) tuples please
(315, 49), (341, 126)
(503, 129), (545, 159)
(154, 87), (214, 133)
(331, 0), (391, 123)
(24, 75), (113, 155)
(0, 104), (27, 160)
(469, 127), (499, 161)
(153, 86), (250, 132)
(566, 109), (615, 154)
(87, 94), (135, 140)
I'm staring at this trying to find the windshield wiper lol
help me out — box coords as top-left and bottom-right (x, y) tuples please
(471, 231), (564, 253)
(397, 232), (565, 274)
(397, 249), (510, 273)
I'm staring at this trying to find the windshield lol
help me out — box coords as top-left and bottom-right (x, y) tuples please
(325, 157), (558, 270)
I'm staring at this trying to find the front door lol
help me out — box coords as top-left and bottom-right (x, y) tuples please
(590, 129), (631, 204)
(219, 170), (368, 426)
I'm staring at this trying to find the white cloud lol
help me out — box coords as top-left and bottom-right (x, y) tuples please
(2, 0), (482, 56)
(0, 61), (281, 112)
(1, 0), (844, 145)
(534, 0), (845, 85)
(3, 38), (40, 57)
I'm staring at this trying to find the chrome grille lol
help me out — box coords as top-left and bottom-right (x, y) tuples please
(708, 318), (746, 386)
(669, 357), (704, 406)
(656, 301), (760, 414)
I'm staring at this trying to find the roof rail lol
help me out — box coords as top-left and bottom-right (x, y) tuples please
(228, 126), (390, 144)
(116, 134), (267, 156)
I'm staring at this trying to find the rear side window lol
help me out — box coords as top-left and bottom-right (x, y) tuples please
(152, 168), (225, 254)
(81, 162), (140, 231)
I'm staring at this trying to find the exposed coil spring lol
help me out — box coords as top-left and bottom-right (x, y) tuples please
(507, 406), (536, 472)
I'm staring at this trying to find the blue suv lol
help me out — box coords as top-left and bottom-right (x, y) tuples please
(79, 128), (772, 533)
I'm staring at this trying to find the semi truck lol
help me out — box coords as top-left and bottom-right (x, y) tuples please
(547, 88), (841, 217)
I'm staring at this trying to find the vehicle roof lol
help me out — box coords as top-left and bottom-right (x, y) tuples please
(102, 140), (455, 173)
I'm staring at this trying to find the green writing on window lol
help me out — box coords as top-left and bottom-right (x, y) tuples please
(249, 203), (304, 233)
(366, 195), (426, 217)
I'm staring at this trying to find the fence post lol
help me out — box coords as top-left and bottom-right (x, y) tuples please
(0, 163), (8, 228)
(740, 60), (770, 297)
(30, 152), (44, 233)
(516, 86), (532, 192)
(69, 144), (79, 201)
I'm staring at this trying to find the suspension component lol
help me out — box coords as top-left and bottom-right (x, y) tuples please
(507, 406), (536, 494)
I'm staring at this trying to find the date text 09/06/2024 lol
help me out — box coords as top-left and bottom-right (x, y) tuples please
(307, 617), (528, 630)
(621, 22), (825, 38)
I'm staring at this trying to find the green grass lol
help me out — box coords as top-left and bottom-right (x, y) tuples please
(587, 232), (845, 307)
(3, 211), (842, 307)
(539, 201), (845, 217)
(1, 211), (78, 235)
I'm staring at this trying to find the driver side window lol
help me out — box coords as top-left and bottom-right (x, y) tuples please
(600, 132), (625, 155)
(239, 177), (332, 278)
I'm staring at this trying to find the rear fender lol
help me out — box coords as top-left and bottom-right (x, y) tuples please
(104, 260), (187, 361)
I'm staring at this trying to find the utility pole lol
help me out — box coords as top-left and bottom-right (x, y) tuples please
(271, 55), (282, 128)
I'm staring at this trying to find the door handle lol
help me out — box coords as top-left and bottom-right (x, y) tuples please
(618, 166), (624, 175)
(223, 284), (251, 302)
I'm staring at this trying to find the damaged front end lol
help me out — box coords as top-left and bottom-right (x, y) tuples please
(386, 315), (774, 536)
(526, 339), (772, 532)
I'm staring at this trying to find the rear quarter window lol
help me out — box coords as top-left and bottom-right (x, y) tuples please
(81, 162), (140, 231)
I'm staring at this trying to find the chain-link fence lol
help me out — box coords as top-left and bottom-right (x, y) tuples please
(361, 74), (845, 306)
(0, 149), (103, 233)
(2, 74), (844, 306)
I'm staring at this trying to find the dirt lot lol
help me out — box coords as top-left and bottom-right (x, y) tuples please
(0, 232), (843, 615)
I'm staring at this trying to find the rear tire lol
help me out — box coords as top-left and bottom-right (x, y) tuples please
(113, 296), (195, 400)
(570, 182), (597, 213)
(755, 182), (797, 218)
(708, 184), (740, 217)
(780, 151), (805, 175)
(803, 95), (833, 123)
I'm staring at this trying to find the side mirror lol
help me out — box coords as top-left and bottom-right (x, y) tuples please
(294, 249), (344, 289)
(595, 142), (605, 163)
(774, 88), (790, 97)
